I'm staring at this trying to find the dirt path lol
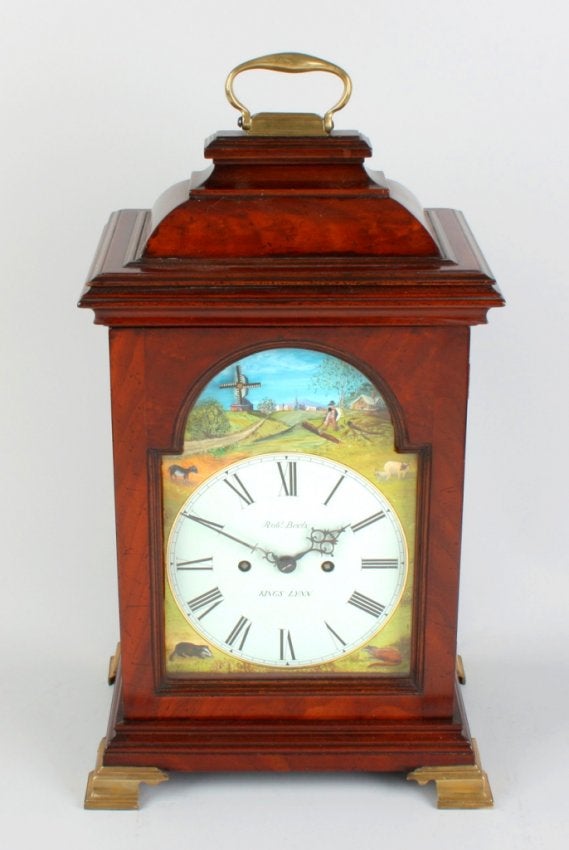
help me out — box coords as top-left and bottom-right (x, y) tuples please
(183, 417), (268, 454)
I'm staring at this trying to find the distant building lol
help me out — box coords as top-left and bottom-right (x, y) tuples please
(350, 394), (383, 411)
(231, 398), (254, 412)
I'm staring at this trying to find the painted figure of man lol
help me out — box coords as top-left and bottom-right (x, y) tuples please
(322, 400), (340, 431)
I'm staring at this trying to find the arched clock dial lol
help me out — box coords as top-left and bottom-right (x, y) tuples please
(167, 453), (408, 668)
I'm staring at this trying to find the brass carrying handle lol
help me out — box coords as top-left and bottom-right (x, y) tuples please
(225, 52), (352, 134)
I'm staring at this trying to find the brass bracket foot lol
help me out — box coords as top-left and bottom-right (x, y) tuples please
(108, 643), (121, 685)
(407, 739), (493, 809)
(85, 740), (169, 810)
(456, 654), (466, 685)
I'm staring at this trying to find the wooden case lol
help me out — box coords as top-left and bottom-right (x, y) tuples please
(79, 130), (503, 806)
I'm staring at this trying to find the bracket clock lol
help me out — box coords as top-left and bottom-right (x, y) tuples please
(79, 53), (504, 809)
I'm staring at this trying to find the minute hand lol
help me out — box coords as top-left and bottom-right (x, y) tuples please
(182, 513), (271, 557)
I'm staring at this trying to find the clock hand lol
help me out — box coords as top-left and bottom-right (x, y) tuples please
(182, 513), (272, 558)
(269, 526), (350, 573)
(184, 516), (350, 574)
(297, 525), (349, 559)
(182, 513), (328, 573)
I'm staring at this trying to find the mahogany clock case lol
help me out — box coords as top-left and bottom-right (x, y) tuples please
(79, 130), (503, 776)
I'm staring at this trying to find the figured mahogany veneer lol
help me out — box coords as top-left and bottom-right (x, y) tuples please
(79, 131), (503, 774)
(144, 134), (440, 259)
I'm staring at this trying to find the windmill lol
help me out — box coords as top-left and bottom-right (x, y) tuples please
(219, 365), (261, 411)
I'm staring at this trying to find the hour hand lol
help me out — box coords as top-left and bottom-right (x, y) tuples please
(306, 525), (349, 557)
(290, 526), (349, 561)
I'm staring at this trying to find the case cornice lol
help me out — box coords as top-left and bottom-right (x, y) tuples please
(79, 208), (503, 327)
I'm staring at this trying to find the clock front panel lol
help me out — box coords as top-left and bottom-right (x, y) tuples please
(162, 347), (418, 677)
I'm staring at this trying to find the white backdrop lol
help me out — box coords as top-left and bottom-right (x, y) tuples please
(1, 1), (568, 847)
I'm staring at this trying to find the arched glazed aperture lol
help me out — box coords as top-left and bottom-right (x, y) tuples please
(162, 347), (418, 677)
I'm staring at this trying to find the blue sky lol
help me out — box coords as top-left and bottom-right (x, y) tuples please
(200, 348), (369, 409)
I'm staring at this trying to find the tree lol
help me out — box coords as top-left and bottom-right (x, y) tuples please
(186, 399), (231, 440)
(311, 357), (363, 407)
(258, 398), (276, 415)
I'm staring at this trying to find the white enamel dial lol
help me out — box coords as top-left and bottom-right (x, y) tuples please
(167, 453), (407, 668)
